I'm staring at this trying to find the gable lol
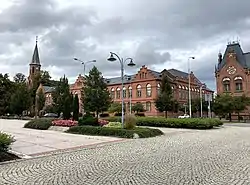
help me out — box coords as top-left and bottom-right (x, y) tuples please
(133, 65), (160, 81)
(217, 42), (247, 71)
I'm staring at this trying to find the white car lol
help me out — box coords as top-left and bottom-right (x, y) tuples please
(178, 114), (190, 118)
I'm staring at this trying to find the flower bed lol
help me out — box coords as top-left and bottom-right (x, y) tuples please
(52, 120), (78, 127)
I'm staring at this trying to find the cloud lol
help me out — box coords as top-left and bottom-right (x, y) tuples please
(1, 0), (250, 90)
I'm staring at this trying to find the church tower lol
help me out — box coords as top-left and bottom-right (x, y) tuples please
(28, 36), (41, 88)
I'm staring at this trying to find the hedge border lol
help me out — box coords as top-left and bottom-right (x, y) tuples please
(66, 126), (164, 138)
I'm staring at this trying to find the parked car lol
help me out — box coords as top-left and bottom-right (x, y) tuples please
(178, 114), (190, 119)
(43, 113), (58, 118)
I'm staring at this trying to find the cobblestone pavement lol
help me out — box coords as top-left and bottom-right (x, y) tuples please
(1, 126), (250, 185)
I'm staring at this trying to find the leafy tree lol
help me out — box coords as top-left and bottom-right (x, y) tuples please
(132, 102), (145, 113)
(13, 73), (26, 83)
(9, 82), (31, 116)
(233, 95), (250, 121)
(82, 66), (111, 118)
(213, 93), (235, 121)
(73, 95), (79, 121)
(108, 102), (122, 114)
(37, 89), (45, 112)
(52, 75), (72, 119)
(0, 74), (14, 115)
(155, 75), (174, 118)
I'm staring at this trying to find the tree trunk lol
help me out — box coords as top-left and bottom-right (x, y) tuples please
(238, 112), (240, 122)
(229, 113), (232, 122)
(164, 111), (168, 118)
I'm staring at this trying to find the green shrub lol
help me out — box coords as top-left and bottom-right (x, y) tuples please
(78, 115), (98, 126)
(135, 117), (223, 129)
(102, 116), (121, 122)
(104, 122), (122, 128)
(0, 132), (15, 152)
(66, 126), (164, 138)
(24, 118), (53, 130)
(124, 115), (136, 130)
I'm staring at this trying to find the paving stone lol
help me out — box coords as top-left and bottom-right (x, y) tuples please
(1, 126), (250, 184)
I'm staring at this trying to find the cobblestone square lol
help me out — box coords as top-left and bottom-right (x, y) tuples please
(1, 125), (250, 184)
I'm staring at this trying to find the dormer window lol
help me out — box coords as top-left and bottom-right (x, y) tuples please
(234, 76), (243, 91)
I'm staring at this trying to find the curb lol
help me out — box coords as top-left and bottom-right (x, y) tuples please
(0, 139), (128, 165)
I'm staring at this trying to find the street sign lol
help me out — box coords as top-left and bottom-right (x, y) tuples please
(205, 93), (212, 102)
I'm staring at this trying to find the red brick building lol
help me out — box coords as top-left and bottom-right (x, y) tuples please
(106, 65), (213, 116)
(28, 40), (213, 116)
(215, 41), (250, 96)
(215, 41), (250, 116)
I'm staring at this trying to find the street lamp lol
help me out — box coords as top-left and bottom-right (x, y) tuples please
(73, 58), (96, 76)
(196, 84), (205, 118)
(188, 56), (195, 118)
(107, 52), (136, 128)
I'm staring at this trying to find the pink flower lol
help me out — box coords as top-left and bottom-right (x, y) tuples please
(52, 120), (78, 127)
(98, 119), (109, 126)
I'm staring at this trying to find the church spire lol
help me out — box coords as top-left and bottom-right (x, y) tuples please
(30, 36), (40, 65)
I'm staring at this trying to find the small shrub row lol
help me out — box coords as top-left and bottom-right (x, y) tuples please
(0, 132), (15, 152)
(78, 115), (98, 126)
(24, 118), (53, 130)
(52, 120), (77, 127)
(66, 126), (163, 138)
(104, 122), (122, 128)
(136, 117), (223, 129)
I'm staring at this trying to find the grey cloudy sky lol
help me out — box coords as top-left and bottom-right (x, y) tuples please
(1, 0), (250, 90)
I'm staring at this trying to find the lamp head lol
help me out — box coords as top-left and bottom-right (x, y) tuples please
(127, 59), (135, 67)
(107, 53), (117, 62)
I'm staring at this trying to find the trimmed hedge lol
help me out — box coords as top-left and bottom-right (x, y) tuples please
(66, 126), (164, 138)
(78, 115), (99, 126)
(136, 117), (223, 129)
(24, 118), (53, 130)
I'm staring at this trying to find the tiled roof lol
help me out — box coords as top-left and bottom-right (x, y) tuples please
(168, 69), (188, 78)
(43, 86), (55, 93)
(105, 75), (136, 85)
(217, 42), (250, 71)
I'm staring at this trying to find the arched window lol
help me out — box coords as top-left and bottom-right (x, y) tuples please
(136, 85), (142, 97)
(234, 76), (243, 91)
(123, 87), (127, 98)
(222, 77), (230, 92)
(110, 88), (115, 99)
(157, 83), (161, 95)
(116, 88), (121, 99)
(128, 86), (132, 98)
(146, 102), (151, 112)
(146, 84), (152, 97)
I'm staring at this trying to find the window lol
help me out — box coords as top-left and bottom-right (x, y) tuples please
(116, 88), (121, 99)
(137, 85), (142, 97)
(123, 87), (127, 98)
(111, 88), (115, 99)
(157, 84), (161, 95)
(146, 102), (151, 111)
(146, 84), (152, 97)
(128, 86), (132, 98)
(222, 78), (230, 92)
(234, 77), (243, 91)
(32, 67), (35, 74)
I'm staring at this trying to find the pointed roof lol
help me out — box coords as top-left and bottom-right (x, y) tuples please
(30, 37), (40, 65)
(217, 42), (250, 71)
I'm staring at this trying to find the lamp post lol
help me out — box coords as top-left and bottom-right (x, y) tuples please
(129, 86), (132, 114)
(107, 52), (136, 128)
(196, 84), (205, 118)
(35, 94), (39, 119)
(188, 56), (195, 118)
(73, 58), (96, 76)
